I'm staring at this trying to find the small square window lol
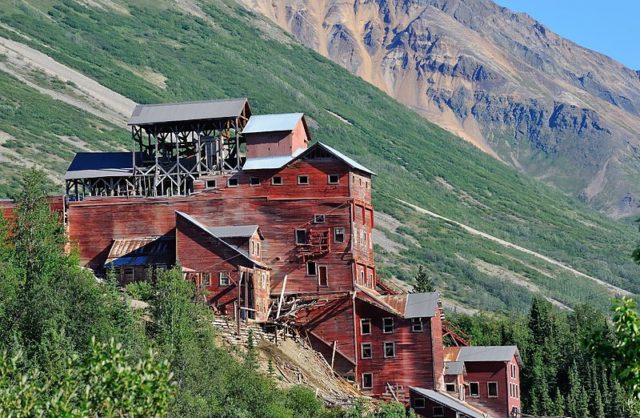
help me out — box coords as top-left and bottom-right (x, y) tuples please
(227, 178), (238, 187)
(328, 174), (339, 184)
(206, 179), (216, 189)
(446, 383), (456, 392)
(412, 398), (425, 409)
(411, 318), (423, 332)
(469, 382), (480, 397)
(295, 229), (307, 244)
(250, 177), (260, 186)
(219, 271), (230, 286)
(202, 272), (211, 287)
(361, 343), (372, 359)
(334, 227), (345, 243)
(433, 406), (444, 417)
(361, 373), (373, 389)
(382, 318), (394, 334)
(306, 261), (317, 276)
(488, 382), (498, 398)
(360, 318), (371, 335)
(383, 342), (395, 358)
(272, 176), (283, 185)
(313, 214), (326, 224)
(124, 267), (135, 282)
(297, 175), (309, 185)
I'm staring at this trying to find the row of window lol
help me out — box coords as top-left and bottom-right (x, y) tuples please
(509, 383), (520, 399)
(510, 363), (518, 379)
(360, 317), (424, 335)
(360, 342), (396, 359)
(469, 381), (499, 398)
(304, 262), (329, 287)
(206, 174), (342, 189)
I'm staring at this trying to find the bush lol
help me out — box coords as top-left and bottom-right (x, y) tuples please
(127, 280), (155, 301)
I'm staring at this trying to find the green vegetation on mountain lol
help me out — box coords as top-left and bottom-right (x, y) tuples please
(0, 0), (638, 312)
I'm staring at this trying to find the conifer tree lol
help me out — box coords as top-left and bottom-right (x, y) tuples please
(412, 265), (435, 293)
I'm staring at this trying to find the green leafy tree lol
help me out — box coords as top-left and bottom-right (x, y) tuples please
(412, 266), (435, 293)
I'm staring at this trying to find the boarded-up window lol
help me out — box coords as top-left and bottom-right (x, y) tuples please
(318, 266), (328, 287)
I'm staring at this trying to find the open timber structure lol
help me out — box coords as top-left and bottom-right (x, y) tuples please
(4, 98), (523, 418)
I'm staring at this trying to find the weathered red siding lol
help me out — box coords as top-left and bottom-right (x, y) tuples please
(464, 361), (510, 418)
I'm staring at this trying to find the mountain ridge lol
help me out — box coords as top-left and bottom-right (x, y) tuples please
(239, 0), (640, 218)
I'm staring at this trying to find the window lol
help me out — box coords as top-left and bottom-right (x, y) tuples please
(271, 176), (283, 185)
(206, 179), (216, 189)
(295, 229), (307, 244)
(412, 398), (425, 409)
(334, 227), (345, 243)
(383, 342), (395, 358)
(250, 177), (260, 186)
(219, 271), (230, 286)
(360, 319), (371, 335)
(313, 214), (326, 224)
(361, 373), (373, 389)
(255, 242), (260, 257)
(469, 382), (480, 397)
(488, 382), (498, 398)
(227, 178), (238, 187)
(202, 272), (211, 287)
(124, 267), (135, 282)
(306, 261), (317, 276)
(361, 343), (372, 359)
(328, 174), (339, 184)
(411, 318), (423, 332)
(261, 272), (267, 289)
(318, 266), (328, 287)
(515, 385), (519, 399)
(297, 175), (309, 185)
(155, 264), (167, 272)
(382, 318), (394, 334)
(445, 383), (456, 392)
(433, 406), (444, 417)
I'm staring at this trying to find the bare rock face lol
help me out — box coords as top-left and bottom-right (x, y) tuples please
(240, 0), (640, 217)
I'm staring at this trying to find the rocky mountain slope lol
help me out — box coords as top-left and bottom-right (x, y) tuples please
(0, 0), (638, 312)
(240, 0), (640, 218)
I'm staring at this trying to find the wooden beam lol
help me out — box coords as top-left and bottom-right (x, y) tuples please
(276, 274), (287, 319)
(331, 341), (337, 371)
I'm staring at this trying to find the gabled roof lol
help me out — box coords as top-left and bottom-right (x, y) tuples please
(409, 388), (486, 418)
(242, 113), (305, 134)
(206, 225), (262, 239)
(444, 361), (466, 376)
(457, 346), (522, 366)
(128, 98), (250, 126)
(65, 152), (140, 180)
(241, 142), (375, 175)
(176, 211), (268, 269)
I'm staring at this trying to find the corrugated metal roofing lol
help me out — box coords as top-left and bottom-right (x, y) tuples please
(316, 143), (375, 175)
(206, 225), (260, 238)
(444, 361), (465, 376)
(457, 346), (521, 364)
(105, 236), (172, 267)
(404, 292), (439, 318)
(242, 113), (304, 134)
(65, 152), (138, 180)
(409, 388), (486, 418)
(128, 98), (249, 126)
(242, 155), (297, 171)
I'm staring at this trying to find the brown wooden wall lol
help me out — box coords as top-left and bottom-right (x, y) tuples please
(245, 119), (308, 158)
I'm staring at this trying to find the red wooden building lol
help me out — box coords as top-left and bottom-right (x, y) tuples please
(4, 97), (522, 416)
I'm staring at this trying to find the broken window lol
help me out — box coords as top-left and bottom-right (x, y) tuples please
(469, 382), (480, 397)
(334, 227), (345, 243)
(123, 267), (135, 283)
(361, 373), (373, 389)
(384, 342), (395, 358)
(202, 272), (211, 287)
(306, 261), (317, 276)
(412, 398), (425, 409)
(361, 343), (372, 359)
(313, 214), (326, 224)
(382, 317), (394, 334)
(360, 318), (371, 335)
(488, 382), (498, 397)
(219, 271), (230, 286)
(411, 318), (423, 332)
(295, 229), (307, 244)
(433, 406), (444, 417)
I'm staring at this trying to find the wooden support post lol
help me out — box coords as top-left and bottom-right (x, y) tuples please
(275, 274), (288, 319)
(237, 272), (243, 336)
(386, 383), (399, 402)
(331, 341), (337, 371)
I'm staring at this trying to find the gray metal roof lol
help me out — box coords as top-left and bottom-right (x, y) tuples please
(404, 292), (439, 318)
(206, 225), (260, 239)
(409, 388), (486, 418)
(444, 361), (465, 376)
(128, 98), (249, 126)
(242, 154), (298, 171)
(458, 346), (521, 364)
(315, 143), (375, 175)
(65, 152), (138, 180)
(243, 113), (304, 134)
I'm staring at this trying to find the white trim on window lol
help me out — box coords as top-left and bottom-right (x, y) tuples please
(360, 318), (371, 335)
(361, 373), (373, 389)
(411, 318), (423, 332)
(488, 381), (498, 398)
(219, 271), (230, 286)
(383, 341), (396, 358)
(328, 174), (340, 184)
(469, 382), (480, 397)
(412, 398), (425, 409)
(271, 176), (283, 185)
(382, 317), (394, 334)
(361, 343), (372, 359)
(297, 175), (309, 185)
(334, 227), (345, 243)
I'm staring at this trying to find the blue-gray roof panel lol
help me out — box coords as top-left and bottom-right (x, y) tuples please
(128, 98), (248, 125)
(458, 346), (520, 364)
(243, 113), (304, 134)
(65, 152), (139, 180)
(404, 292), (439, 318)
